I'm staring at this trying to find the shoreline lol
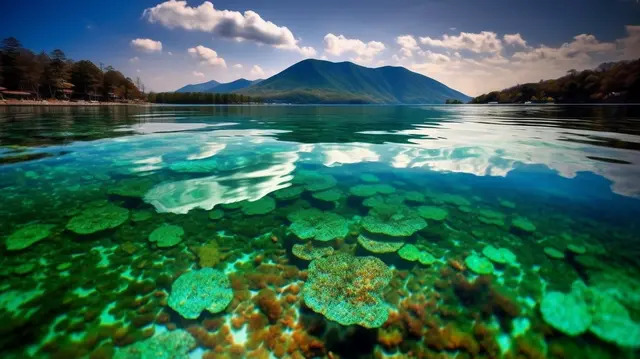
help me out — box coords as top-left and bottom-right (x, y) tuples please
(0, 100), (151, 107)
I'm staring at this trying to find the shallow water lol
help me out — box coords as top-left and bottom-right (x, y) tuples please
(1, 104), (639, 358)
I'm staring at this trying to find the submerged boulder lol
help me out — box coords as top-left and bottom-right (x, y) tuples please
(6, 223), (55, 251)
(114, 329), (196, 359)
(168, 268), (233, 319)
(303, 252), (392, 328)
(287, 208), (348, 241)
(66, 203), (129, 235)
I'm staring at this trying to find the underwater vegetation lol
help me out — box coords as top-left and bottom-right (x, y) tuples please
(1, 105), (640, 359)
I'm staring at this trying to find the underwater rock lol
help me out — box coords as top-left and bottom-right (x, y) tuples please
(540, 288), (592, 336)
(287, 208), (348, 241)
(349, 184), (395, 197)
(208, 209), (224, 220)
(398, 244), (436, 265)
(544, 247), (565, 259)
(417, 205), (449, 221)
(240, 196), (276, 215)
(66, 203), (129, 235)
(196, 241), (221, 267)
(482, 245), (517, 266)
(566, 244), (586, 255)
(311, 188), (343, 202)
(303, 252), (392, 328)
(5, 223), (55, 250)
(108, 177), (154, 198)
(113, 329), (196, 359)
(292, 243), (334, 261)
(362, 204), (427, 237)
(273, 186), (304, 200)
(589, 291), (640, 348)
(464, 254), (494, 275)
(168, 268), (233, 319)
(512, 216), (536, 233)
(357, 234), (404, 254)
(149, 224), (184, 248)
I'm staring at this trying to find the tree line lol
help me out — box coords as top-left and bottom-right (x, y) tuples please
(471, 59), (640, 104)
(0, 37), (144, 101)
(148, 92), (259, 104)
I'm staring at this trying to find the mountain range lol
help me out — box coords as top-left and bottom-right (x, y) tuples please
(175, 78), (262, 93)
(175, 59), (470, 104)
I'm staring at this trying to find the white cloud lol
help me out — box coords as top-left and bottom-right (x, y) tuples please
(396, 35), (419, 57)
(130, 38), (163, 53)
(187, 45), (227, 67)
(420, 31), (502, 53)
(618, 25), (640, 60)
(129, 56), (140, 63)
(233, 64), (243, 69)
(512, 34), (615, 62)
(168, 51), (173, 55)
(324, 34), (385, 63)
(250, 65), (265, 77)
(192, 71), (205, 77)
(143, 1), (315, 56)
(503, 33), (528, 48)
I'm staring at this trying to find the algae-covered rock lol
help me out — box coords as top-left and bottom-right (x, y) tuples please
(477, 208), (506, 226)
(357, 234), (404, 254)
(241, 196), (276, 215)
(6, 223), (55, 251)
(512, 216), (536, 232)
(544, 247), (565, 259)
(362, 204), (426, 237)
(464, 254), (494, 275)
(349, 184), (395, 197)
(417, 206), (448, 221)
(149, 224), (184, 248)
(403, 191), (425, 203)
(482, 245), (517, 265)
(287, 208), (348, 241)
(108, 177), (154, 198)
(208, 209), (224, 220)
(131, 209), (153, 222)
(589, 291), (640, 348)
(566, 244), (586, 255)
(362, 194), (404, 208)
(274, 186), (304, 200)
(66, 203), (129, 235)
(398, 244), (436, 265)
(294, 171), (337, 192)
(311, 188), (343, 202)
(292, 243), (334, 261)
(113, 329), (197, 359)
(359, 173), (380, 183)
(168, 268), (233, 319)
(540, 289), (592, 336)
(303, 252), (392, 328)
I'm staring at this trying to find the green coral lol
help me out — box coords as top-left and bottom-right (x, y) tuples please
(208, 209), (224, 220)
(359, 173), (380, 183)
(417, 206), (448, 221)
(240, 196), (276, 215)
(108, 177), (154, 197)
(349, 184), (396, 197)
(464, 254), (494, 274)
(274, 186), (304, 200)
(303, 253), (392, 328)
(294, 170), (337, 192)
(292, 243), (334, 261)
(6, 223), (55, 251)
(149, 224), (184, 248)
(362, 194), (404, 208)
(357, 234), (404, 253)
(114, 329), (196, 359)
(66, 203), (129, 235)
(398, 244), (437, 265)
(168, 268), (233, 319)
(311, 188), (343, 202)
(544, 247), (564, 259)
(362, 204), (426, 237)
(512, 216), (536, 232)
(287, 208), (349, 241)
(168, 158), (218, 173)
(482, 245), (517, 265)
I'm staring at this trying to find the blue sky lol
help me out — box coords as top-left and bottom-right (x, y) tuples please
(2, 0), (638, 95)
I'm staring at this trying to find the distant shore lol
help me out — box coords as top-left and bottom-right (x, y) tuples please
(0, 100), (151, 106)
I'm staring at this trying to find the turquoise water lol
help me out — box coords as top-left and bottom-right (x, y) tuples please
(1, 104), (639, 358)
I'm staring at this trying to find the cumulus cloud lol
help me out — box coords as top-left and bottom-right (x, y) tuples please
(420, 31), (502, 53)
(617, 25), (640, 59)
(188, 45), (226, 67)
(396, 35), (419, 57)
(503, 33), (528, 48)
(324, 34), (385, 63)
(143, 1), (315, 56)
(192, 71), (205, 77)
(233, 64), (243, 69)
(250, 65), (265, 77)
(129, 56), (140, 63)
(130, 38), (163, 53)
(512, 34), (615, 62)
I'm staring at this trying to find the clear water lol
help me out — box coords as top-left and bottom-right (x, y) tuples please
(1, 105), (639, 358)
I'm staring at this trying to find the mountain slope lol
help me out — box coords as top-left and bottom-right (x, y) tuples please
(209, 78), (262, 93)
(175, 80), (220, 93)
(238, 59), (470, 104)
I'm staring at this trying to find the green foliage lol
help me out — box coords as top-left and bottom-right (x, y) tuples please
(471, 59), (640, 103)
(148, 91), (257, 104)
(445, 98), (464, 104)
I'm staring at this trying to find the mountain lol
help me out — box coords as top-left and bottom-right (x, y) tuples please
(471, 59), (640, 104)
(237, 59), (470, 104)
(175, 80), (220, 93)
(175, 78), (262, 93)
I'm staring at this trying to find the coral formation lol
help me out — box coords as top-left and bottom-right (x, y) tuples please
(168, 268), (233, 319)
(464, 254), (494, 275)
(66, 203), (129, 234)
(362, 204), (427, 237)
(292, 243), (334, 260)
(482, 245), (517, 265)
(287, 208), (348, 241)
(241, 196), (276, 215)
(148, 224), (184, 248)
(113, 329), (196, 359)
(5, 223), (55, 251)
(357, 234), (404, 253)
